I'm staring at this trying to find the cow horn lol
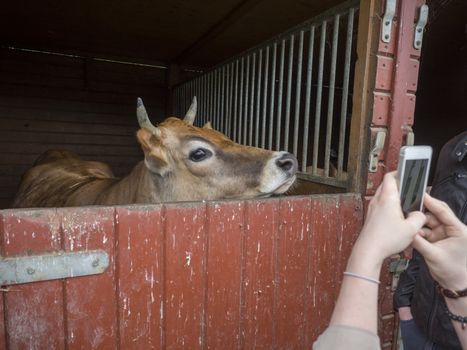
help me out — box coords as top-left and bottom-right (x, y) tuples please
(137, 98), (161, 137)
(183, 96), (197, 125)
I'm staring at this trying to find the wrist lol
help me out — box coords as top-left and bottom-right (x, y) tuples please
(346, 245), (383, 281)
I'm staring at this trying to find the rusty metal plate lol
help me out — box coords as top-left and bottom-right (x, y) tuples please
(0, 250), (109, 285)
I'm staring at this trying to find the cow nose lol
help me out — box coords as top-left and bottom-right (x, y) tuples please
(275, 153), (298, 175)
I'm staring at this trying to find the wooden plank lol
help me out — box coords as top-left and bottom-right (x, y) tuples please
(347, 0), (381, 193)
(205, 201), (244, 349)
(0, 211), (6, 349)
(0, 131), (137, 147)
(0, 86), (166, 114)
(0, 117), (136, 136)
(242, 198), (280, 349)
(115, 206), (163, 349)
(163, 202), (207, 349)
(0, 208), (65, 349)
(305, 196), (337, 343)
(275, 196), (312, 348)
(59, 207), (118, 349)
(0, 106), (137, 125)
(0, 143), (141, 158)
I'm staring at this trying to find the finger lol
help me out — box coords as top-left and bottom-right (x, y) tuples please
(380, 172), (399, 197)
(406, 211), (427, 233)
(424, 195), (462, 234)
(421, 226), (446, 243)
(412, 234), (438, 259)
(424, 212), (441, 229)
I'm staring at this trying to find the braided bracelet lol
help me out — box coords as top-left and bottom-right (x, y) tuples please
(444, 305), (467, 330)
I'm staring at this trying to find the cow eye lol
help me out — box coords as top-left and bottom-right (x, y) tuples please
(189, 148), (212, 162)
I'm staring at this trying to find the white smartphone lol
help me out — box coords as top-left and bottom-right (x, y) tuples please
(397, 145), (432, 214)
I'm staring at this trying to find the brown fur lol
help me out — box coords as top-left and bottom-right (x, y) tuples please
(12, 114), (297, 208)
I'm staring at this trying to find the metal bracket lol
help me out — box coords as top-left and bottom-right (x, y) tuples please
(369, 130), (387, 172)
(414, 5), (429, 49)
(382, 0), (396, 43)
(0, 250), (109, 286)
(390, 258), (409, 291)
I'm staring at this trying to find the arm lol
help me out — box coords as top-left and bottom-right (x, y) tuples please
(412, 194), (467, 349)
(328, 172), (426, 333)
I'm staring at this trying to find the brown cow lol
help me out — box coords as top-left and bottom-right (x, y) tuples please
(12, 97), (298, 208)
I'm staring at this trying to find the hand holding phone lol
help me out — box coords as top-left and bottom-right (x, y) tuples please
(397, 146), (432, 214)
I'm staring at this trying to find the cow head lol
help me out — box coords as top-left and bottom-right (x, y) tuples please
(135, 97), (298, 202)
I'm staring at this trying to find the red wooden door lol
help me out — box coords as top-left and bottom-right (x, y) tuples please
(0, 194), (362, 349)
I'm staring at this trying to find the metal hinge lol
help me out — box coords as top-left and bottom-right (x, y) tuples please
(414, 5), (429, 50)
(390, 258), (409, 291)
(382, 0), (396, 43)
(0, 250), (109, 286)
(369, 129), (387, 172)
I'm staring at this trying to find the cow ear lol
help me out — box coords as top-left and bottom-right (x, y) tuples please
(203, 121), (213, 129)
(136, 129), (170, 175)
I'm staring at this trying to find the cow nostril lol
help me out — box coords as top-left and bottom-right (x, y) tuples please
(275, 154), (298, 174)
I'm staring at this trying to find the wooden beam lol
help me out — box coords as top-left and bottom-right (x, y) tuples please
(173, 0), (265, 64)
(347, 0), (381, 194)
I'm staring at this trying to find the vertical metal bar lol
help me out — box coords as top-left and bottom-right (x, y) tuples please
(243, 55), (250, 145)
(293, 30), (304, 157)
(255, 49), (263, 147)
(338, 8), (355, 177)
(238, 58), (244, 144)
(312, 21), (327, 175)
(324, 14), (340, 177)
(249, 52), (256, 145)
(207, 73), (211, 125)
(276, 39), (285, 150)
(220, 66), (225, 133)
(284, 34), (294, 151)
(261, 47), (269, 148)
(233, 60), (239, 142)
(215, 69), (220, 130)
(226, 64), (231, 136)
(268, 43), (277, 150)
(302, 25), (315, 172)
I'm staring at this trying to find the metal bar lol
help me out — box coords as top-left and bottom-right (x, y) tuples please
(293, 30), (304, 156)
(338, 8), (355, 177)
(255, 49), (263, 147)
(302, 25), (315, 172)
(233, 60), (239, 142)
(238, 57), (244, 143)
(220, 66), (225, 132)
(284, 34), (294, 151)
(312, 21), (327, 175)
(268, 43), (277, 150)
(249, 52), (256, 145)
(324, 14), (340, 177)
(261, 46), (269, 148)
(0, 250), (109, 285)
(215, 69), (221, 130)
(227, 63), (234, 137)
(225, 65), (229, 134)
(186, 0), (359, 79)
(276, 39), (285, 150)
(243, 55), (250, 145)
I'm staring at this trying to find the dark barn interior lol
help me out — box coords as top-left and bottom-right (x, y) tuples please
(0, 0), (465, 209)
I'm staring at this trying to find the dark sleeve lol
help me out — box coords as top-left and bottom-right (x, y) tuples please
(393, 250), (422, 310)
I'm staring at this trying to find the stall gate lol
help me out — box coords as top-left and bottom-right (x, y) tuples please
(172, 0), (359, 189)
(0, 194), (362, 349)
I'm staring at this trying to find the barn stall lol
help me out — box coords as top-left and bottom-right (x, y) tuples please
(1, 0), (462, 348)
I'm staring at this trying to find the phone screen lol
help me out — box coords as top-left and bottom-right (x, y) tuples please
(400, 159), (429, 213)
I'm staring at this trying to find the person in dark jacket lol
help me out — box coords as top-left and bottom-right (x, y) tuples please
(394, 130), (467, 350)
